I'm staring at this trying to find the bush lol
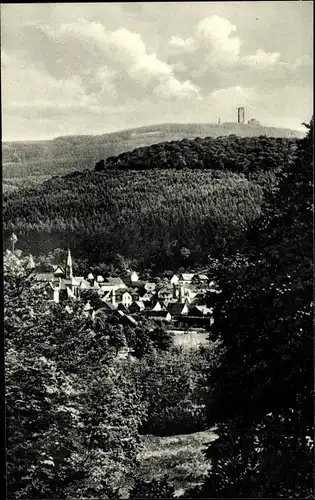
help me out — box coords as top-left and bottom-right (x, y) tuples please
(143, 400), (207, 436)
(129, 477), (175, 499)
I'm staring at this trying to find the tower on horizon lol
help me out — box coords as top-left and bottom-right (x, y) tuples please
(238, 107), (245, 124)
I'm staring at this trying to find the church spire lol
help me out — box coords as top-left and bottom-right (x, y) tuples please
(65, 247), (73, 279)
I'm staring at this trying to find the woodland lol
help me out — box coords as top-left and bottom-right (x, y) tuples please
(4, 121), (313, 498)
(3, 135), (297, 271)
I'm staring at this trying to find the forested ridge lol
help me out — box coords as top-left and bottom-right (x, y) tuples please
(102, 134), (296, 172)
(3, 135), (297, 270)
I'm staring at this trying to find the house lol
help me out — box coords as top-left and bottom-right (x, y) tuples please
(79, 279), (92, 291)
(145, 311), (172, 322)
(106, 277), (127, 290)
(170, 274), (179, 285)
(129, 301), (145, 314)
(128, 271), (139, 283)
(188, 305), (213, 317)
(156, 286), (173, 302)
(144, 282), (156, 292)
(117, 303), (129, 313)
(167, 302), (189, 316)
(138, 289), (154, 302)
(146, 300), (165, 312)
(52, 265), (65, 277)
(173, 284), (198, 303)
(197, 274), (209, 282)
(179, 273), (195, 284)
(115, 290), (133, 308)
(193, 305), (213, 316)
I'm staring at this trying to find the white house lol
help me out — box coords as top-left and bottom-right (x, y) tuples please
(115, 290), (133, 308)
(129, 271), (139, 282)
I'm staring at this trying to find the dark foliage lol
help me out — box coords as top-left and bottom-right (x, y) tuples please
(129, 477), (175, 499)
(186, 119), (313, 498)
(3, 135), (297, 271)
(101, 134), (296, 174)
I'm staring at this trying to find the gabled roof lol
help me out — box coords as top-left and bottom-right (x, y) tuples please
(91, 281), (100, 290)
(146, 310), (171, 318)
(107, 277), (126, 287)
(180, 273), (195, 281)
(35, 273), (55, 282)
(182, 283), (197, 291)
(198, 274), (208, 280)
(115, 289), (132, 297)
(117, 303), (129, 311)
(135, 300), (145, 308)
(53, 265), (65, 275)
(195, 305), (213, 315)
(102, 301), (117, 310)
(167, 303), (189, 315)
(79, 280), (91, 289)
(102, 290), (114, 301)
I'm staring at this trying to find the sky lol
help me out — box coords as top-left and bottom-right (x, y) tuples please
(1, 1), (313, 141)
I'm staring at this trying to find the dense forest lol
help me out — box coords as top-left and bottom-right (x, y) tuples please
(102, 134), (297, 173)
(3, 135), (297, 270)
(4, 119), (313, 498)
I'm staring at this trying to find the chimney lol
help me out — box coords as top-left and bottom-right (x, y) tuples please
(238, 107), (245, 124)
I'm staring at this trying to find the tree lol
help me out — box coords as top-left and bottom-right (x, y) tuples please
(193, 118), (313, 498)
(94, 159), (105, 171)
(129, 477), (175, 499)
(5, 251), (146, 498)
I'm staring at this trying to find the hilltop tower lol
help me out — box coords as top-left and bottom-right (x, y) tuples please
(238, 107), (245, 124)
(65, 248), (73, 280)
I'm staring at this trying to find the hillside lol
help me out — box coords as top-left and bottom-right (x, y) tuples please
(3, 135), (298, 269)
(2, 122), (303, 191)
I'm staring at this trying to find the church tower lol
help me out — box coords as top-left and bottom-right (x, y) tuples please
(65, 248), (73, 279)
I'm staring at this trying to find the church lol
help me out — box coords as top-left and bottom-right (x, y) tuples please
(36, 249), (91, 303)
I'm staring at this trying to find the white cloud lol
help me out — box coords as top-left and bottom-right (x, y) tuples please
(196, 15), (241, 64)
(1, 5), (312, 139)
(153, 76), (202, 101)
(242, 49), (281, 68)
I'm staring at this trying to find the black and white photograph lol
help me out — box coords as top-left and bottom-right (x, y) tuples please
(2, 1), (313, 498)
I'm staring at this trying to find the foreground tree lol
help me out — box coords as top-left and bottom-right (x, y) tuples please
(189, 119), (313, 498)
(5, 251), (146, 498)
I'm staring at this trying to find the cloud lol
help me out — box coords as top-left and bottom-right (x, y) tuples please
(167, 14), (311, 94)
(242, 49), (281, 68)
(153, 76), (202, 101)
(1, 6), (312, 140)
(2, 19), (200, 106)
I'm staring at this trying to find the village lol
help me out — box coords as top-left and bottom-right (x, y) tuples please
(35, 249), (220, 349)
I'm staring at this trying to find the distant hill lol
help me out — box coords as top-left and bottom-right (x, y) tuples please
(3, 122), (304, 164)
